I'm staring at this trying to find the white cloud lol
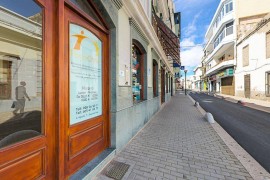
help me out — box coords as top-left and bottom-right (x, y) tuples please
(181, 36), (196, 49)
(181, 38), (203, 67)
(183, 12), (201, 37)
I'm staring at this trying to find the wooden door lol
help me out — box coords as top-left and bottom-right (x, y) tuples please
(61, 4), (110, 177)
(244, 74), (251, 98)
(221, 77), (235, 96)
(0, 0), (56, 179)
(161, 68), (165, 103)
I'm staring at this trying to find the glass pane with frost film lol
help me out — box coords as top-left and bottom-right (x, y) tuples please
(69, 23), (103, 125)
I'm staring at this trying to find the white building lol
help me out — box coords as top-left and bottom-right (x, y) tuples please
(235, 13), (270, 101)
(202, 0), (270, 96)
(202, 0), (236, 95)
(193, 65), (202, 91)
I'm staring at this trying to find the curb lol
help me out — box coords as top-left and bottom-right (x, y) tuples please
(187, 94), (270, 180)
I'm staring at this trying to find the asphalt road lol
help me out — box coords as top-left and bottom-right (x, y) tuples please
(189, 92), (270, 173)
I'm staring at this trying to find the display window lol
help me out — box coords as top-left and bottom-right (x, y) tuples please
(132, 43), (144, 102)
(153, 60), (158, 97)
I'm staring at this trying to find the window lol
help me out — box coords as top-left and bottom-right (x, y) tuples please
(226, 1), (233, 13)
(266, 32), (270, 59)
(266, 72), (270, 96)
(132, 43), (145, 102)
(0, 1), (43, 147)
(243, 45), (249, 67)
(226, 21), (234, 35)
(153, 60), (158, 97)
(214, 1), (233, 28)
(0, 60), (11, 100)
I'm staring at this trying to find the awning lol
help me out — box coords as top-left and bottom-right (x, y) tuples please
(152, 12), (180, 65)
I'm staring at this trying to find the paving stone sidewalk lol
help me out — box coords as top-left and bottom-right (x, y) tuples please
(95, 93), (253, 180)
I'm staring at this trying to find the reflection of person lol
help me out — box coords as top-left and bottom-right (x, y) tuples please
(13, 81), (31, 115)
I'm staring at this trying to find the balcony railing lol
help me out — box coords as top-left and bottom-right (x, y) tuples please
(214, 23), (234, 48)
(206, 58), (234, 75)
(152, 11), (180, 64)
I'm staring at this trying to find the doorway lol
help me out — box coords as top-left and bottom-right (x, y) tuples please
(61, 3), (110, 177)
(244, 74), (251, 98)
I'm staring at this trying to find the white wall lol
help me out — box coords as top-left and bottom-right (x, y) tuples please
(118, 9), (131, 86)
(236, 28), (270, 100)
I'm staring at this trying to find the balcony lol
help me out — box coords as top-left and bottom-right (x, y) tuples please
(213, 12), (234, 36)
(203, 32), (235, 64)
(206, 59), (235, 76)
(152, 11), (180, 64)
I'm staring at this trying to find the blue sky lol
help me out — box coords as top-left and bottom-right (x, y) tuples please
(173, 0), (220, 77)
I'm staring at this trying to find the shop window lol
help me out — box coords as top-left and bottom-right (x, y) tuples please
(266, 72), (270, 96)
(153, 60), (158, 97)
(243, 45), (249, 67)
(266, 32), (270, 59)
(0, 1), (43, 147)
(132, 42), (145, 102)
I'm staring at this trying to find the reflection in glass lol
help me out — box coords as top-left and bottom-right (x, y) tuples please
(70, 0), (103, 25)
(132, 45), (142, 102)
(0, 1), (43, 148)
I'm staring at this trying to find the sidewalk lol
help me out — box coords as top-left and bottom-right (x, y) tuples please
(215, 93), (270, 113)
(95, 93), (253, 180)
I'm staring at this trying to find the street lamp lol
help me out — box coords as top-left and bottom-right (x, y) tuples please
(184, 70), (187, 95)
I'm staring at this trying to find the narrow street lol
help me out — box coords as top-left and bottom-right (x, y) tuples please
(189, 92), (270, 173)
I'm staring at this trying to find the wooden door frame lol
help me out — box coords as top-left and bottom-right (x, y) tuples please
(0, 0), (57, 179)
(58, 1), (111, 178)
(161, 67), (165, 103)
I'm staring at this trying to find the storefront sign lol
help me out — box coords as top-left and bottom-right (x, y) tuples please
(69, 24), (102, 125)
(217, 68), (234, 78)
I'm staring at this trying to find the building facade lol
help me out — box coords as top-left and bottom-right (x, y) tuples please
(192, 65), (203, 91)
(202, 0), (270, 96)
(235, 13), (270, 101)
(0, 0), (180, 179)
(202, 0), (236, 95)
